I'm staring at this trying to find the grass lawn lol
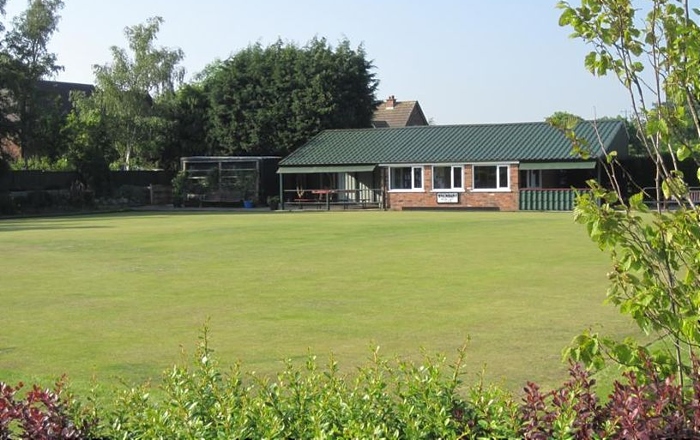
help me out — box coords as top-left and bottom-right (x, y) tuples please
(0, 210), (641, 396)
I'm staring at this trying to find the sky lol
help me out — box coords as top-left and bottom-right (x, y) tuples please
(4, 0), (632, 125)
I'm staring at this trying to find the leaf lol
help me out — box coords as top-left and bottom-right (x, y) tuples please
(584, 52), (598, 74)
(606, 150), (618, 163)
(629, 192), (647, 212)
(662, 180), (672, 200)
(677, 144), (691, 162)
(558, 7), (574, 26)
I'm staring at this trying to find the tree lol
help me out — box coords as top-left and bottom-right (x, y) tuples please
(0, 0), (64, 163)
(156, 82), (213, 171)
(89, 16), (184, 170)
(555, 0), (700, 389)
(61, 94), (114, 195)
(203, 37), (378, 156)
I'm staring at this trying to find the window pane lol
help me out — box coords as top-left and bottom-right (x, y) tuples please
(413, 167), (422, 188)
(453, 166), (462, 188)
(391, 167), (410, 189)
(433, 166), (450, 189)
(391, 167), (423, 190)
(498, 166), (509, 188)
(474, 166), (497, 189)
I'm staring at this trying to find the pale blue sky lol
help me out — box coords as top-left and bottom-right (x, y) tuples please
(5, 0), (631, 125)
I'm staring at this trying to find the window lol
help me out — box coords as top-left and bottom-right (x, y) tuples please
(432, 165), (463, 190)
(473, 165), (510, 190)
(522, 169), (541, 188)
(389, 166), (423, 190)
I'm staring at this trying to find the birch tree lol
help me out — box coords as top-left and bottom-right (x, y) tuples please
(90, 16), (184, 170)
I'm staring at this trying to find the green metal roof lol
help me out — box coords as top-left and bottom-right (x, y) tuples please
(519, 161), (597, 170)
(277, 165), (375, 174)
(279, 121), (628, 167)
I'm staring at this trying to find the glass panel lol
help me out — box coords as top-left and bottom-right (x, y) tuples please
(433, 166), (450, 189)
(474, 166), (497, 189)
(498, 166), (509, 188)
(391, 168), (407, 189)
(413, 167), (422, 188)
(453, 166), (462, 188)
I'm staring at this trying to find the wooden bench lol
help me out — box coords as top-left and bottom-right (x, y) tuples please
(200, 191), (243, 206)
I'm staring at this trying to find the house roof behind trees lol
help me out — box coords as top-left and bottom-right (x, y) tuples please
(279, 120), (628, 167)
(372, 95), (428, 128)
(36, 80), (95, 114)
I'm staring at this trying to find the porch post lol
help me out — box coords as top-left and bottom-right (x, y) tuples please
(279, 173), (284, 210)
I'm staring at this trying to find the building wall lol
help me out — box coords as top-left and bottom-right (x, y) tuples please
(406, 106), (429, 126)
(385, 165), (520, 211)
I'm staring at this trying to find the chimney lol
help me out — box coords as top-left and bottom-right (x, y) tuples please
(386, 95), (396, 109)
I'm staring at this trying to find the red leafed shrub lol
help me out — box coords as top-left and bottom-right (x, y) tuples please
(0, 378), (96, 439)
(519, 358), (700, 439)
(521, 362), (610, 439)
(605, 357), (700, 439)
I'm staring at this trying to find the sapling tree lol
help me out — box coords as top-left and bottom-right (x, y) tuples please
(554, 0), (700, 388)
(89, 16), (184, 170)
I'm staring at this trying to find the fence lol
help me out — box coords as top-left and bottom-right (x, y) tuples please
(519, 188), (584, 211)
(0, 170), (172, 192)
(641, 186), (700, 209)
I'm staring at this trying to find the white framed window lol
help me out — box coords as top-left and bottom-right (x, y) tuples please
(432, 165), (464, 191)
(473, 164), (510, 191)
(389, 166), (423, 191)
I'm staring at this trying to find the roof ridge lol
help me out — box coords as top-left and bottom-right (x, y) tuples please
(326, 119), (622, 133)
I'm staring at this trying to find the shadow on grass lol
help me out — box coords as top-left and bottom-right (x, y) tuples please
(0, 224), (112, 232)
(0, 208), (278, 231)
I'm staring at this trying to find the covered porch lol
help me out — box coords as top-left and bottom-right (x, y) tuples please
(276, 165), (386, 210)
(518, 161), (597, 211)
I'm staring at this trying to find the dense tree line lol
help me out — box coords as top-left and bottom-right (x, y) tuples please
(204, 38), (378, 156)
(1, 2), (379, 180)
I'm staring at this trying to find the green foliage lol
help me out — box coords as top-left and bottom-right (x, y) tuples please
(462, 376), (521, 439)
(11, 337), (700, 438)
(61, 96), (114, 196)
(156, 83), (213, 170)
(203, 37), (379, 156)
(557, 0), (700, 391)
(106, 328), (471, 439)
(170, 170), (188, 196)
(88, 16), (184, 170)
(0, 0), (65, 161)
(568, 188), (700, 375)
(8, 155), (71, 171)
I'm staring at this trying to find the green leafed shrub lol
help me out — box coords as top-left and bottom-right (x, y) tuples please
(9, 157), (73, 172)
(12, 330), (700, 438)
(105, 328), (473, 439)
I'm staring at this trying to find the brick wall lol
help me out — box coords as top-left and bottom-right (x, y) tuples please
(386, 165), (520, 211)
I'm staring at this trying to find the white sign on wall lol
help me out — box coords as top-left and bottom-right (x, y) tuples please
(436, 192), (459, 204)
